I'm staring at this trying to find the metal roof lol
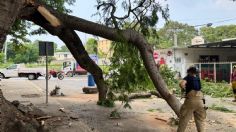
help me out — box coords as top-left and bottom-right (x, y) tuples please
(188, 39), (236, 48)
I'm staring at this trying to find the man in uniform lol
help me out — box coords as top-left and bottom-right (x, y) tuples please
(177, 67), (206, 132)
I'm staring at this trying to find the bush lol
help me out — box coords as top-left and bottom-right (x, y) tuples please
(201, 80), (233, 98)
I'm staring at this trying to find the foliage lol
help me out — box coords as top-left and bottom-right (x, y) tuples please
(201, 80), (233, 98)
(159, 65), (180, 94)
(159, 65), (177, 86)
(0, 52), (4, 63)
(0, 62), (13, 68)
(109, 109), (121, 119)
(42, 0), (75, 13)
(96, 0), (169, 37)
(156, 21), (197, 48)
(106, 42), (179, 108)
(97, 99), (115, 107)
(200, 25), (236, 43)
(57, 45), (69, 52)
(6, 42), (39, 64)
(85, 38), (98, 54)
(209, 104), (235, 113)
(107, 41), (154, 93)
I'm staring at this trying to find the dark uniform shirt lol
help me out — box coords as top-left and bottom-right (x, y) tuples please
(183, 75), (201, 95)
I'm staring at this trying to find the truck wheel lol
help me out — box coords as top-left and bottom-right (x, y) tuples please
(0, 73), (5, 79)
(28, 74), (36, 80)
(57, 73), (64, 80)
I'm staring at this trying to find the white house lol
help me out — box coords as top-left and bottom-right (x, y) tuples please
(154, 39), (236, 82)
(54, 52), (74, 61)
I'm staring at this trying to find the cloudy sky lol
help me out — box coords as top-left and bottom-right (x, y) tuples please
(27, 0), (236, 47)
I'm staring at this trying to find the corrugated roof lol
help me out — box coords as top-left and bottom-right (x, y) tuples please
(188, 39), (236, 48)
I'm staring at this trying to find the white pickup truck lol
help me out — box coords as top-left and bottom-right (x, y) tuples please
(0, 64), (46, 80)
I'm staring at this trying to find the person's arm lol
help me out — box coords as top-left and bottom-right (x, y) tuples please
(179, 80), (187, 89)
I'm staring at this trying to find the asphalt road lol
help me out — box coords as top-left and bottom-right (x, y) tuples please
(0, 76), (90, 104)
(32, 76), (88, 95)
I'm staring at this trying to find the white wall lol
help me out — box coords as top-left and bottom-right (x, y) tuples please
(155, 48), (236, 78)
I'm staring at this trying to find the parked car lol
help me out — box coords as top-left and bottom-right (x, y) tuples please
(0, 64), (46, 80)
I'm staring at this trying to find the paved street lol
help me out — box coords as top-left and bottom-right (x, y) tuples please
(0, 76), (89, 104)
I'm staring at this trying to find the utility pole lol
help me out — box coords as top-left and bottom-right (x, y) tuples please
(174, 32), (178, 48)
(4, 43), (7, 63)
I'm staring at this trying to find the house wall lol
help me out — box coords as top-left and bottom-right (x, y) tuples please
(97, 39), (112, 57)
(54, 52), (74, 61)
(155, 48), (236, 78)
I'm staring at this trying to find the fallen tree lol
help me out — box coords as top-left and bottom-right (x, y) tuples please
(0, 0), (181, 117)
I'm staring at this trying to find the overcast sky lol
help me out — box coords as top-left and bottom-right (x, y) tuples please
(26, 0), (236, 47)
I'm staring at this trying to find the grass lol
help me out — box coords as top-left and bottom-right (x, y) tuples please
(201, 80), (233, 98)
(0, 62), (13, 68)
(147, 108), (163, 113)
(209, 104), (235, 113)
(0, 62), (62, 71)
(25, 63), (62, 71)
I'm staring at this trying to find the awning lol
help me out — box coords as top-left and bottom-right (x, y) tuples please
(188, 39), (236, 48)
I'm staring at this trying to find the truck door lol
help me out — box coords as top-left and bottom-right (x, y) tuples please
(5, 64), (18, 77)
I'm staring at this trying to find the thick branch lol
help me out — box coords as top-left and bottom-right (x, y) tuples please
(50, 9), (181, 117)
(21, 2), (181, 117)
(23, 9), (108, 101)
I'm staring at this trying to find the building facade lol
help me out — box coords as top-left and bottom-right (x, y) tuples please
(154, 39), (236, 82)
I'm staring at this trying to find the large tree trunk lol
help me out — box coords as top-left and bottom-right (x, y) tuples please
(57, 28), (108, 101)
(0, 0), (25, 50)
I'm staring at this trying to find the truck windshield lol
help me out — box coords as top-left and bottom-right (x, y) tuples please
(7, 65), (17, 70)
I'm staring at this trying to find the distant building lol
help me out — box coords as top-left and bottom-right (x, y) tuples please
(97, 39), (112, 57)
(97, 39), (112, 65)
(54, 52), (74, 61)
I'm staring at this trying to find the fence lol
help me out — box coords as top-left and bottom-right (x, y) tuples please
(186, 62), (236, 83)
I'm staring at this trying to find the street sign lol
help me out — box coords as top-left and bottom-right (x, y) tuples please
(39, 41), (54, 56)
(38, 41), (54, 104)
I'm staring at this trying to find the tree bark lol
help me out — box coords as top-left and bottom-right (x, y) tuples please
(57, 28), (108, 101)
(0, 0), (25, 50)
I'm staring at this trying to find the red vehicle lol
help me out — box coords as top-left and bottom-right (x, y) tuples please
(62, 61), (87, 77)
(48, 69), (64, 80)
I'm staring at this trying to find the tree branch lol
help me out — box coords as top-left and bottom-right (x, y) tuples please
(21, 1), (181, 117)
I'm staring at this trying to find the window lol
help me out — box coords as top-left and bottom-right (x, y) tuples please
(7, 65), (17, 70)
(199, 55), (219, 62)
(175, 57), (181, 63)
(64, 54), (68, 58)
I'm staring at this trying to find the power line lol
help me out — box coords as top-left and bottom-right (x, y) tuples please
(193, 17), (236, 27)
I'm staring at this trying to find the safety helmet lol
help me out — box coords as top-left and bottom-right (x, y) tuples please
(233, 65), (236, 69)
